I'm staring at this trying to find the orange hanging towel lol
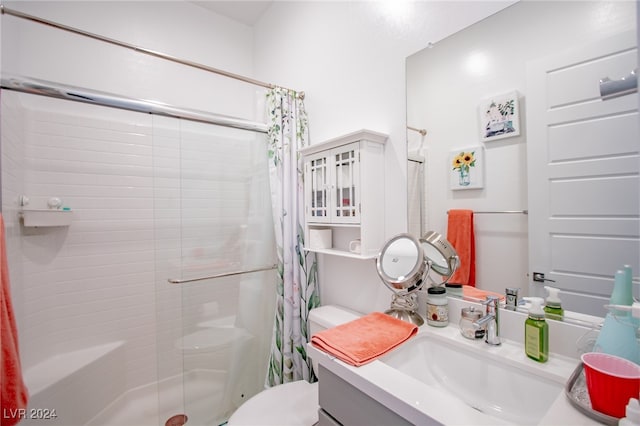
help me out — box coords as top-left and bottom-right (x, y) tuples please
(447, 209), (476, 287)
(1, 214), (29, 426)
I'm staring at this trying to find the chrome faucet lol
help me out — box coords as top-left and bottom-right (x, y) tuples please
(473, 295), (501, 346)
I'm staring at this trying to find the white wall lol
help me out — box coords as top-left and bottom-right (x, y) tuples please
(253, 1), (516, 314)
(2, 1), (261, 119)
(406, 0), (636, 298)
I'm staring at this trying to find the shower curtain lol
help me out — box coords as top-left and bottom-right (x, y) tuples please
(265, 88), (320, 387)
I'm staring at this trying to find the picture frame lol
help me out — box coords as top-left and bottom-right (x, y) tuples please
(479, 91), (520, 141)
(449, 146), (484, 190)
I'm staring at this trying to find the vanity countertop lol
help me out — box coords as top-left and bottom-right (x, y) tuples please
(540, 392), (599, 426)
(308, 322), (600, 425)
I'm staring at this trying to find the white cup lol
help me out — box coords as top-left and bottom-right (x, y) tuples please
(349, 239), (361, 254)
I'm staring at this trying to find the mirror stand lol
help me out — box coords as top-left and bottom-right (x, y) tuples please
(386, 290), (425, 326)
(377, 232), (459, 326)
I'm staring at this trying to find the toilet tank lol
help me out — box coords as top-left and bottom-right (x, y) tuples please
(308, 305), (361, 335)
(308, 305), (361, 375)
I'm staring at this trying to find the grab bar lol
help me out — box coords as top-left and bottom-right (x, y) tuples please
(168, 263), (278, 284)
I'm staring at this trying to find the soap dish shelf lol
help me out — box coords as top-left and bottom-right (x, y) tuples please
(565, 362), (618, 425)
(19, 209), (73, 227)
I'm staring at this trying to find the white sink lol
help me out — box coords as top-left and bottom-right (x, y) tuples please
(309, 308), (588, 426)
(380, 332), (563, 425)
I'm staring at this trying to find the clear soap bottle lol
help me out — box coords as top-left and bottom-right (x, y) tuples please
(523, 297), (548, 363)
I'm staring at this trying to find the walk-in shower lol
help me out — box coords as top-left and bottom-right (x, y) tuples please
(0, 3), (299, 424)
(0, 2), (302, 426)
(1, 77), (277, 425)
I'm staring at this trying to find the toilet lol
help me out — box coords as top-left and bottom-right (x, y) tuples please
(227, 305), (360, 426)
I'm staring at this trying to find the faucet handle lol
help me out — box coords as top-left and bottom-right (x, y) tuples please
(482, 295), (500, 314)
(482, 295), (499, 306)
(482, 296), (501, 346)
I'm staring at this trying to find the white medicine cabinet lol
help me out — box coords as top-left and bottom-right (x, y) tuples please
(301, 129), (387, 259)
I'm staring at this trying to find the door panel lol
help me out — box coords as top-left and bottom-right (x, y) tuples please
(548, 113), (637, 160)
(547, 47), (636, 107)
(550, 235), (639, 277)
(526, 30), (638, 316)
(305, 151), (331, 223)
(549, 176), (638, 216)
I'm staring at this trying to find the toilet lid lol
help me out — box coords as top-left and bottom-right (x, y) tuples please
(227, 381), (319, 426)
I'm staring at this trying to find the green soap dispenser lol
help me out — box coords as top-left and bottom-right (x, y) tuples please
(543, 286), (564, 320)
(523, 297), (548, 363)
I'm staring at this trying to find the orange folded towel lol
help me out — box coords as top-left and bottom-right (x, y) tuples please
(462, 285), (505, 302)
(311, 312), (418, 367)
(1, 214), (29, 426)
(447, 209), (476, 287)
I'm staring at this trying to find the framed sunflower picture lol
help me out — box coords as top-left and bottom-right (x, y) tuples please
(449, 146), (484, 190)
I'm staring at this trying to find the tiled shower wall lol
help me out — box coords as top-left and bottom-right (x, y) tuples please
(2, 90), (275, 395)
(10, 92), (159, 391)
(2, 89), (26, 334)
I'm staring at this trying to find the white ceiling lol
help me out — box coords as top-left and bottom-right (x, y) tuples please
(191, 1), (274, 26)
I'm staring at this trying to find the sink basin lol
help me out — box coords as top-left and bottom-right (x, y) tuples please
(380, 332), (563, 425)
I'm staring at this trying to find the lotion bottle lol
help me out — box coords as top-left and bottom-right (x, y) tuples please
(543, 286), (564, 320)
(595, 269), (639, 364)
(523, 297), (548, 363)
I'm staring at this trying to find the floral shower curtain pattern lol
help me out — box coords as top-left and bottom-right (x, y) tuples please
(265, 88), (320, 387)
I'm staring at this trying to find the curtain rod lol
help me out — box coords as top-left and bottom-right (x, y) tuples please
(0, 5), (304, 99)
(1, 75), (269, 133)
(407, 126), (427, 136)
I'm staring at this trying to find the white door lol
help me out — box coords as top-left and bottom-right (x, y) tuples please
(526, 31), (638, 317)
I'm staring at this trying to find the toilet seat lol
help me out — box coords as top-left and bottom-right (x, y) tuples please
(227, 380), (319, 426)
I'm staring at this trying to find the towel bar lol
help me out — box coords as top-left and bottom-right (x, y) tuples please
(447, 210), (528, 215)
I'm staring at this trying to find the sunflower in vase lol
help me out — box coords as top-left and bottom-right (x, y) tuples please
(452, 151), (476, 186)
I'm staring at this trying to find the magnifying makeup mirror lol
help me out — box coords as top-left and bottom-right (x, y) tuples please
(420, 230), (460, 279)
(376, 231), (459, 325)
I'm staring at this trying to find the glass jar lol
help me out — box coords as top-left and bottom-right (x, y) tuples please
(426, 286), (448, 327)
(460, 306), (484, 339)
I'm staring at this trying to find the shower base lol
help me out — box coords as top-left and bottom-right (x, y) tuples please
(87, 369), (231, 426)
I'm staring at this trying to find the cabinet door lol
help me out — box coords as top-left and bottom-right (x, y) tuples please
(305, 152), (331, 223)
(331, 143), (360, 224)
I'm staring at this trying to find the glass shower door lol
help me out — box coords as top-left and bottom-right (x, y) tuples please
(154, 116), (276, 426)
